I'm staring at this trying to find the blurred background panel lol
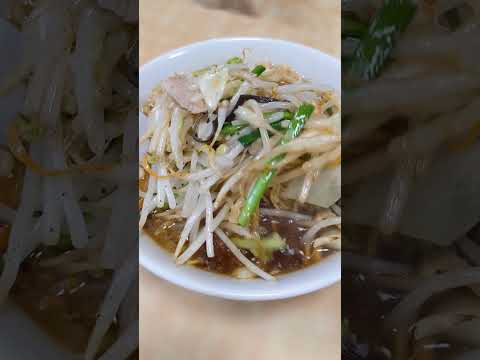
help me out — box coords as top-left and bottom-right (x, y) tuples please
(140, 0), (340, 64)
(0, 1), (139, 359)
(342, 1), (480, 359)
(139, 1), (340, 360)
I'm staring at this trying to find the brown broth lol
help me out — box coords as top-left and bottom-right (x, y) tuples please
(144, 213), (335, 277)
(11, 247), (117, 355)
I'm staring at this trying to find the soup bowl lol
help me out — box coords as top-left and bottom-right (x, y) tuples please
(139, 37), (341, 301)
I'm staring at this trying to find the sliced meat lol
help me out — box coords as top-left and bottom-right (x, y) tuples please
(163, 74), (207, 114)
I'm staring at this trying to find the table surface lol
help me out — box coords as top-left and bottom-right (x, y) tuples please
(139, 1), (340, 359)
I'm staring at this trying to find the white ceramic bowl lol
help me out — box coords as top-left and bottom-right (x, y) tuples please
(139, 37), (341, 301)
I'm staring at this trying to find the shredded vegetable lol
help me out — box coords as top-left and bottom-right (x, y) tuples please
(238, 103), (315, 226)
(140, 53), (340, 281)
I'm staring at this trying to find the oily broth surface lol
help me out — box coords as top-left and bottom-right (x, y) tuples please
(144, 213), (335, 277)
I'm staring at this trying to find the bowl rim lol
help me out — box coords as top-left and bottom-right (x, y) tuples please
(140, 231), (340, 301)
(139, 36), (341, 301)
(140, 36), (339, 76)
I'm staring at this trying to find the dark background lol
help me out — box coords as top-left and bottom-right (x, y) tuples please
(342, 1), (480, 359)
(0, 1), (138, 359)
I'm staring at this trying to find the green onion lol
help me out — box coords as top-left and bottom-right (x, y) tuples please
(226, 56), (243, 64)
(279, 104), (315, 144)
(237, 120), (285, 147)
(282, 111), (293, 120)
(348, 0), (416, 81)
(238, 103), (315, 226)
(192, 66), (212, 77)
(220, 111), (293, 139)
(251, 65), (266, 76)
(221, 123), (247, 136)
(264, 110), (293, 120)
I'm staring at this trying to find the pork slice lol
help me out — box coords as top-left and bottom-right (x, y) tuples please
(163, 74), (207, 114)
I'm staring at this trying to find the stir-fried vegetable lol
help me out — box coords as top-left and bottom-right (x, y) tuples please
(221, 111), (293, 136)
(226, 56), (243, 64)
(232, 232), (286, 262)
(141, 53), (341, 281)
(251, 65), (266, 77)
(237, 120), (285, 147)
(192, 66), (212, 77)
(348, 0), (417, 81)
(221, 110), (293, 146)
(238, 103), (315, 226)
